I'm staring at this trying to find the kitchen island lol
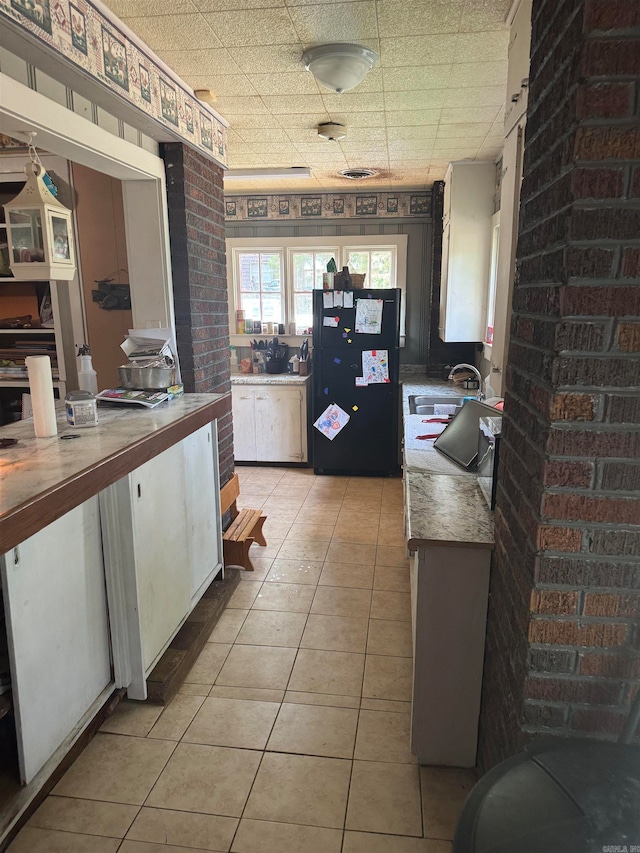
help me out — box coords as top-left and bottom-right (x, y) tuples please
(400, 374), (495, 768)
(0, 393), (229, 792)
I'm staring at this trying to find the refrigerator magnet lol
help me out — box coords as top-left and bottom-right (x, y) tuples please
(355, 377), (368, 387)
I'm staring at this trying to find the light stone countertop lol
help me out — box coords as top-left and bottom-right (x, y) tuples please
(399, 373), (494, 549)
(231, 374), (311, 386)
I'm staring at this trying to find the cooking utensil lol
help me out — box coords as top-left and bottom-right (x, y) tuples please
(118, 363), (176, 389)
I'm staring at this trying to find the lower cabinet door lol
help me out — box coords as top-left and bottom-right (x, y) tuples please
(255, 386), (305, 463)
(231, 387), (257, 461)
(1, 498), (112, 784)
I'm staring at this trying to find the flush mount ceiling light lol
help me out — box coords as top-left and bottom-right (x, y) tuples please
(318, 122), (347, 141)
(194, 89), (218, 104)
(303, 43), (378, 94)
(224, 167), (312, 181)
(338, 168), (377, 180)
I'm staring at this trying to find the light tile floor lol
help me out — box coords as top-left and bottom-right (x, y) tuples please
(10, 467), (476, 853)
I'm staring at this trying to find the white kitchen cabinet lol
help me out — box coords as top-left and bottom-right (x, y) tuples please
(439, 161), (496, 343)
(232, 383), (308, 463)
(504, 0), (532, 136)
(182, 423), (223, 602)
(1, 498), (112, 784)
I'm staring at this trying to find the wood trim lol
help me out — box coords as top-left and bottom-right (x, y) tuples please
(0, 394), (231, 555)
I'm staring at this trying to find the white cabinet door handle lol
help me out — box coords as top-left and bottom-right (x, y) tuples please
(256, 396), (267, 400)
(239, 395), (252, 400)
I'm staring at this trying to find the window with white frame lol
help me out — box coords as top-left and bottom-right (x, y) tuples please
(228, 235), (408, 339)
(485, 215), (500, 346)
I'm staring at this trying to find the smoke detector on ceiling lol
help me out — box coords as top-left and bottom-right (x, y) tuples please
(338, 168), (377, 180)
(318, 122), (346, 141)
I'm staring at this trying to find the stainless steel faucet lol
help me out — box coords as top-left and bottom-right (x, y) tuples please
(448, 363), (484, 399)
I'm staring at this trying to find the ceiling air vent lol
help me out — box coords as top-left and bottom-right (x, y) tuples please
(338, 168), (377, 180)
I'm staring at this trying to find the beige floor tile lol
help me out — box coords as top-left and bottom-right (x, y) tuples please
(244, 752), (351, 829)
(332, 525), (380, 545)
(99, 700), (162, 738)
(209, 685), (284, 703)
(367, 619), (413, 657)
(319, 562), (374, 589)
(420, 766), (477, 840)
(288, 648), (365, 697)
(370, 590), (412, 622)
(235, 609), (307, 647)
(362, 655), (413, 701)
(355, 710), (416, 764)
(261, 507), (299, 524)
(300, 614), (369, 653)
(360, 698), (412, 714)
(265, 559), (323, 585)
(261, 521), (293, 539)
(53, 733), (175, 805)
(178, 683), (210, 697)
(231, 819), (342, 853)
(311, 586), (372, 619)
(207, 609), (248, 643)
(146, 695), (206, 741)
(343, 831), (451, 852)
(326, 542), (376, 565)
(9, 827), (120, 852)
(252, 581), (315, 613)
(285, 523), (335, 542)
(237, 497), (266, 511)
(241, 560), (272, 581)
(284, 691), (360, 709)
(227, 582), (262, 609)
(28, 796), (138, 838)
(376, 546), (410, 567)
(185, 643), (231, 685)
(183, 696), (279, 749)
(346, 760), (422, 836)
(146, 743), (261, 817)
(298, 505), (341, 522)
(276, 540), (329, 562)
(377, 526), (407, 546)
(374, 566), (411, 593)
(250, 538), (283, 560)
(119, 841), (226, 852)
(267, 702), (358, 758)
(126, 808), (237, 851)
(216, 644), (296, 689)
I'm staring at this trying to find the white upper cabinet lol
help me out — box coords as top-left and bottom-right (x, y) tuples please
(439, 161), (496, 343)
(504, 0), (533, 135)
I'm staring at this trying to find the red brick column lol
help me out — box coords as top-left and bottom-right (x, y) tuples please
(162, 143), (233, 486)
(479, 0), (640, 769)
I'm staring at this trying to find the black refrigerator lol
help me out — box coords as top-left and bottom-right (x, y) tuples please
(312, 287), (401, 476)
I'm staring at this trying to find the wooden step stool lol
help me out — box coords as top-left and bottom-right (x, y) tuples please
(220, 473), (267, 572)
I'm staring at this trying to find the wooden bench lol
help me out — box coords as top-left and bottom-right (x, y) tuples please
(220, 473), (267, 572)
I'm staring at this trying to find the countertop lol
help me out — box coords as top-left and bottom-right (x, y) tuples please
(231, 374), (311, 385)
(0, 392), (230, 554)
(399, 373), (495, 550)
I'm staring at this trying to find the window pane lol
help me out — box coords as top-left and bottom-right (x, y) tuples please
(294, 292), (312, 333)
(261, 293), (282, 323)
(315, 253), (334, 289)
(241, 293), (261, 320)
(239, 253), (260, 292)
(260, 253), (281, 284)
(370, 250), (392, 288)
(347, 252), (368, 275)
(292, 253), (315, 292)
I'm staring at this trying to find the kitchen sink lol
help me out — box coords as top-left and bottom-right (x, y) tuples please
(408, 395), (464, 416)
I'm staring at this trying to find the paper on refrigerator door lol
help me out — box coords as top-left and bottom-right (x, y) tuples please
(323, 316), (339, 327)
(355, 299), (383, 334)
(334, 291), (343, 307)
(323, 292), (334, 309)
(362, 349), (389, 383)
(313, 403), (350, 441)
(343, 292), (354, 309)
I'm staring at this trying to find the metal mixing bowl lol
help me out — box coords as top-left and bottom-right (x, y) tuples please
(118, 364), (176, 389)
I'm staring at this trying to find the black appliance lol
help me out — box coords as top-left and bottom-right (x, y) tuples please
(312, 288), (400, 476)
(477, 414), (502, 509)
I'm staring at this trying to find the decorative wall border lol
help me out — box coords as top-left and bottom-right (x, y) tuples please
(225, 191), (431, 222)
(0, 0), (227, 166)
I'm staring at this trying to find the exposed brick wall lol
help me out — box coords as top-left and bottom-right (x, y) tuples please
(479, 0), (640, 770)
(162, 143), (233, 486)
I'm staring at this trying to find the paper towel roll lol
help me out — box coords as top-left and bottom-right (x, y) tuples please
(25, 355), (58, 438)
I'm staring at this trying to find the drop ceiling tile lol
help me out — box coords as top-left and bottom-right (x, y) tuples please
(233, 44), (303, 74)
(460, 0), (511, 32)
(454, 30), (509, 62)
(160, 49), (243, 76)
(261, 94), (327, 114)
(431, 143), (484, 158)
(389, 158), (434, 168)
(433, 135), (487, 148)
(479, 143), (503, 157)
(321, 93), (384, 113)
(428, 165), (447, 179)
(291, 139), (341, 151)
(380, 34), (458, 67)
(445, 86), (506, 107)
(225, 113), (284, 129)
(383, 90), (447, 111)
(376, 0), (464, 37)
(275, 113), (333, 129)
(387, 126), (437, 142)
(382, 65), (454, 92)
(325, 112), (382, 128)
(249, 72), (320, 96)
(339, 126), (387, 143)
(385, 109), (441, 126)
(249, 146), (305, 158)
(441, 106), (501, 124)
(194, 0), (285, 9)
(122, 14), (221, 49)
(448, 61), (507, 88)
(186, 74), (257, 97)
(227, 154), (269, 166)
(285, 128), (332, 143)
(108, 0), (199, 17)
(202, 8), (299, 46)
(288, 2), (378, 42)
(238, 128), (299, 144)
(214, 95), (269, 114)
(437, 122), (493, 138)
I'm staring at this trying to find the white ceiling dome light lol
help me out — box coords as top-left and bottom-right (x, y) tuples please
(303, 43), (379, 94)
(318, 122), (347, 141)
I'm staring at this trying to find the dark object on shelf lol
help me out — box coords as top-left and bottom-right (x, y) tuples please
(92, 277), (131, 311)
